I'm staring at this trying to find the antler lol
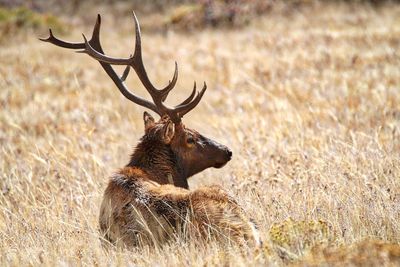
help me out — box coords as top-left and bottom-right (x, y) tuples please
(40, 12), (206, 123)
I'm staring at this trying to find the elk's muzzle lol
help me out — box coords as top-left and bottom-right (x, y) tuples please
(212, 144), (232, 168)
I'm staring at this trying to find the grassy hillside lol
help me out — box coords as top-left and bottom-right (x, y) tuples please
(1, 1), (400, 266)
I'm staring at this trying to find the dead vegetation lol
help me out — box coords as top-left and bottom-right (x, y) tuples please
(1, 1), (400, 266)
(296, 239), (400, 266)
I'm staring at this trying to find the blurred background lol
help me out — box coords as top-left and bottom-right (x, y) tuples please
(0, 0), (394, 41)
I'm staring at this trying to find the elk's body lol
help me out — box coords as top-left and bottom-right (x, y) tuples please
(41, 12), (261, 248)
(100, 167), (260, 247)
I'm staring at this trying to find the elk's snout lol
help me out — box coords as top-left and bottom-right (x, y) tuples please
(199, 136), (232, 169)
(214, 147), (232, 169)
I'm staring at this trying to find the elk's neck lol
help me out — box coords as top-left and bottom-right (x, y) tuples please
(127, 139), (189, 189)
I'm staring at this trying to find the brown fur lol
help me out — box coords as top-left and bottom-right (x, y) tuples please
(100, 166), (260, 247)
(99, 115), (261, 248)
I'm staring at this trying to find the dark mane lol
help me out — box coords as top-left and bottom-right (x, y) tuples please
(126, 122), (187, 188)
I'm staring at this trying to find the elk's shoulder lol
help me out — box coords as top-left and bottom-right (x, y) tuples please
(104, 167), (152, 199)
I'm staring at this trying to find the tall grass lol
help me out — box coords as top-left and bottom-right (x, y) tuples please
(1, 2), (400, 266)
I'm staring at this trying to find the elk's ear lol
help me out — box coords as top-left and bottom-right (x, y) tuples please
(143, 111), (155, 131)
(162, 121), (175, 144)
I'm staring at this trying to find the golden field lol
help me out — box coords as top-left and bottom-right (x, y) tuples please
(1, 1), (400, 266)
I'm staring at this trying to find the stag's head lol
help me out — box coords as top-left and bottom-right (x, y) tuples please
(142, 112), (232, 174)
(40, 12), (232, 188)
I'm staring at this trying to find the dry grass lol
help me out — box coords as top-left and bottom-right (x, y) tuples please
(1, 2), (400, 266)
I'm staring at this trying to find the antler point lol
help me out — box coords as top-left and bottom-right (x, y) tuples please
(82, 34), (89, 43)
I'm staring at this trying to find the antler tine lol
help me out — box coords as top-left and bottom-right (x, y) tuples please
(176, 82), (197, 106)
(91, 14), (101, 45)
(39, 14), (101, 50)
(161, 62), (178, 102)
(39, 29), (85, 49)
(175, 82), (207, 118)
(121, 65), (130, 81)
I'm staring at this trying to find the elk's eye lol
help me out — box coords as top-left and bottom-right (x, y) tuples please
(187, 137), (195, 144)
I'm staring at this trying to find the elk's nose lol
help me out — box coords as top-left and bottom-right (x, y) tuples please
(227, 149), (232, 159)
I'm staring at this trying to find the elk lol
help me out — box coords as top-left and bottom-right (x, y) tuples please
(41, 12), (261, 248)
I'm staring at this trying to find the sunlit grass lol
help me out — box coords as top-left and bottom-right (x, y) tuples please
(1, 2), (400, 266)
